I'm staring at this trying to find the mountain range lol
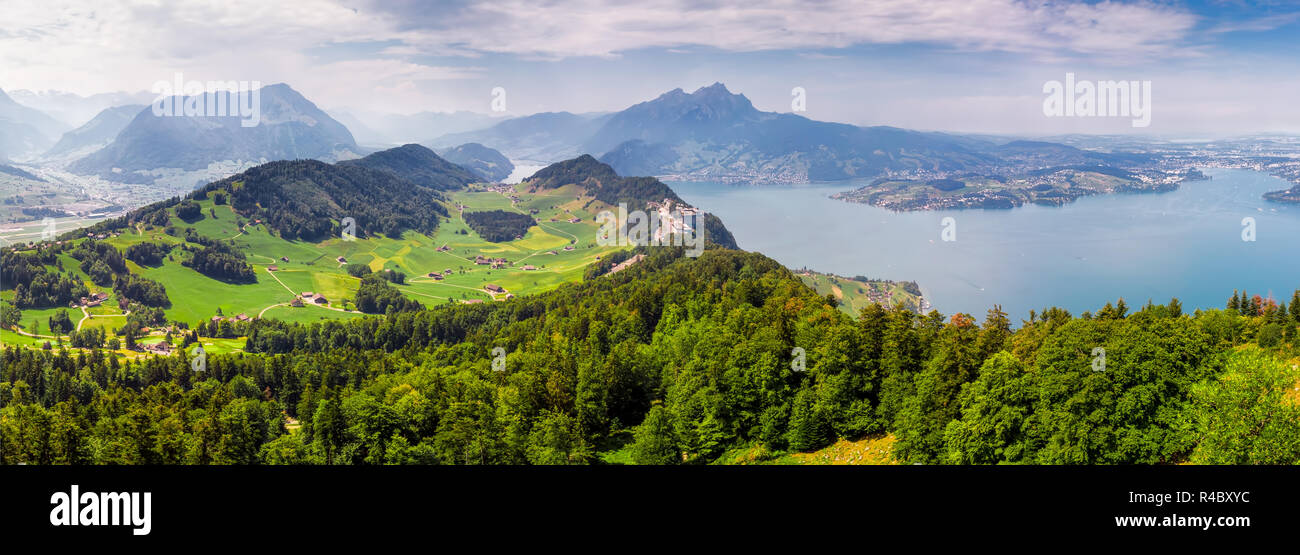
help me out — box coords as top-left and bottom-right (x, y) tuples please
(425, 83), (1135, 183)
(9, 80), (1158, 194)
(0, 88), (69, 161)
(42, 104), (146, 160)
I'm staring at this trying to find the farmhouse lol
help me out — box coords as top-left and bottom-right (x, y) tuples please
(290, 298), (304, 307)
(313, 295), (328, 305)
(484, 284), (505, 294)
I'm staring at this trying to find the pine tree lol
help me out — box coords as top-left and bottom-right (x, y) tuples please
(1228, 290), (1240, 312)
(1169, 297), (1183, 318)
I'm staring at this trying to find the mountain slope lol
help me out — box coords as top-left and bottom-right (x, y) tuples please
(339, 143), (478, 190)
(438, 143), (514, 182)
(525, 155), (739, 249)
(70, 84), (358, 179)
(0, 88), (69, 160)
(430, 112), (611, 162)
(81, 145), (454, 242)
(44, 104), (146, 159)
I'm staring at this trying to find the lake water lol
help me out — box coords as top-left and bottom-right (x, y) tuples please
(670, 168), (1300, 322)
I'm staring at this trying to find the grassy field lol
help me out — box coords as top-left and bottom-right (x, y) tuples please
(4, 180), (634, 355)
(713, 435), (899, 465)
(797, 271), (924, 314)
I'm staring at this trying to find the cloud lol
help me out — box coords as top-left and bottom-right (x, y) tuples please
(361, 0), (1201, 61)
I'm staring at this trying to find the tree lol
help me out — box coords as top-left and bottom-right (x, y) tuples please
(631, 404), (679, 465)
(526, 411), (590, 465)
(1187, 349), (1300, 464)
(313, 394), (347, 465)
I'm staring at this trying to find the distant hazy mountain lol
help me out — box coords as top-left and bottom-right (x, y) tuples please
(339, 143), (478, 191)
(598, 139), (680, 178)
(430, 112), (611, 162)
(44, 104), (146, 160)
(0, 88), (69, 160)
(438, 143), (514, 182)
(70, 84), (359, 180)
(992, 140), (1153, 167)
(590, 83), (997, 181)
(7, 89), (156, 128)
(0, 163), (44, 181)
(334, 109), (505, 147)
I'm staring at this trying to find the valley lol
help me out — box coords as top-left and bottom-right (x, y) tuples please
(0, 149), (708, 358)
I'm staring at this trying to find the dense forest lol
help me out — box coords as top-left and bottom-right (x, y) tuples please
(3, 247), (1297, 465)
(181, 238), (256, 283)
(193, 159), (450, 241)
(1, 248), (88, 308)
(462, 210), (536, 243)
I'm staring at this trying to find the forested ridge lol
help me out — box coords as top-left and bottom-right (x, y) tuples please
(3, 247), (1298, 465)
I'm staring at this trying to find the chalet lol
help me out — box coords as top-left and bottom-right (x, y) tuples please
(235, 313), (250, 322)
(280, 256), (289, 262)
(522, 265), (536, 271)
(313, 296), (328, 305)
(505, 294), (515, 300)
(484, 284), (505, 294)
(145, 341), (172, 354)
(301, 292), (315, 298)
(268, 265), (279, 271)
(211, 315), (224, 322)
(436, 245), (451, 252)
(290, 298), (304, 307)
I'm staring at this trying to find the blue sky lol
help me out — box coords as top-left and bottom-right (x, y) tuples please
(4, 0), (1299, 135)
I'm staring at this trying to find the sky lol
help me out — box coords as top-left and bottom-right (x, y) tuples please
(3, 0), (1300, 136)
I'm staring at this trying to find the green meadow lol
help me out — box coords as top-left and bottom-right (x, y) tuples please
(5, 180), (631, 354)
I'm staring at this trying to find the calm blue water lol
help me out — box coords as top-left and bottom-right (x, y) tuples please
(670, 168), (1300, 321)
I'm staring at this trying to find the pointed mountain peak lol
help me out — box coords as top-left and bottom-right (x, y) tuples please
(657, 87), (687, 100)
(692, 82), (731, 95)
